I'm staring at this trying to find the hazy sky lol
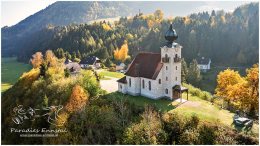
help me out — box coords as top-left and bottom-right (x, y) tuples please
(1, 0), (257, 27)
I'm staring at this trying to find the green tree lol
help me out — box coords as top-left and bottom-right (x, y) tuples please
(187, 59), (201, 86)
(181, 58), (188, 83)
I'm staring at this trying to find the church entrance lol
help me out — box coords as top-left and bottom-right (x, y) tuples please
(172, 90), (181, 99)
(172, 85), (189, 101)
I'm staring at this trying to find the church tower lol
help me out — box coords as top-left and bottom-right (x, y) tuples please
(161, 24), (182, 99)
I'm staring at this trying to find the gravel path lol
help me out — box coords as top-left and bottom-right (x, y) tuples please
(100, 77), (118, 93)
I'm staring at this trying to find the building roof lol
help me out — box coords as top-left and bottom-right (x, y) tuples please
(196, 57), (211, 65)
(117, 76), (127, 84)
(79, 56), (100, 65)
(65, 62), (81, 73)
(65, 58), (72, 64)
(125, 52), (163, 80)
(172, 85), (188, 92)
(165, 24), (178, 43)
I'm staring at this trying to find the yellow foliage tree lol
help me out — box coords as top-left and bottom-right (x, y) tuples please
(114, 42), (129, 62)
(30, 52), (43, 68)
(45, 50), (58, 67)
(215, 69), (244, 99)
(215, 65), (259, 114)
(102, 23), (111, 31)
(114, 48), (120, 61)
(154, 9), (164, 22)
(119, 43), (128, 62)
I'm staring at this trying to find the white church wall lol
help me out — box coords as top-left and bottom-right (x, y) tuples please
(118, 83), (127, 94)
(125, 76), (141, 96)
(140, 71), (163, 99)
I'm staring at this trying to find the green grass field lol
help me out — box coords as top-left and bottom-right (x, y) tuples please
(107, 92), (258, 137)
(99, 70), (125, 79)
(1, 57), (31, 92)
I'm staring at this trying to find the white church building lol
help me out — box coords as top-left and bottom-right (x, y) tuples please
(117, 24), (188, 100)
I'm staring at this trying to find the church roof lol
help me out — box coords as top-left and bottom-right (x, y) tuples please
(117, 76), (127, 84)
(124, 52), (163, 80)
(165, 24), (178, 43)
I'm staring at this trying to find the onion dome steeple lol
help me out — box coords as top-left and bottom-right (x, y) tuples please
(165, 24), (178, 44)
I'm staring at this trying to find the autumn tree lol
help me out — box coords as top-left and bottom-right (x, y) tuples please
(215, 69), (244, 103)
(154, 9), (164, 22)
(45, 50), (58, 67)
(215, 65), (259, 115)
(114, 41), (129, 62)
(244, 64), (259, 115)
(30, 52), (43, 68)
(65, 85), (89, 113)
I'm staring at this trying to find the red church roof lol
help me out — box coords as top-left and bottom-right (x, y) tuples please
(124, 52), (163, 80)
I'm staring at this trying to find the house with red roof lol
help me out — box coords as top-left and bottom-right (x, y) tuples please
(117, 24), (188, 100)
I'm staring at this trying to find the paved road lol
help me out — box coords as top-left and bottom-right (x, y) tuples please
(100, 77), (118, 93)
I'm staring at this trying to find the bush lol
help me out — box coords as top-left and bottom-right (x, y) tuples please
(183, 83), (213, 101)
(179, 129), (200, 144)
(122, 106), (167, 144)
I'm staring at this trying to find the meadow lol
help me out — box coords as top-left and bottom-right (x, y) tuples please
(1, 57), (31, 92)
(107, 91), (259, 137)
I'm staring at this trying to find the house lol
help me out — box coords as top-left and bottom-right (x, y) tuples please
(196, 57), (211, 72)
(116, 63), (126, 71)
(117, 24), (188, 100)
(64, 58), (72, 64)
(65, 62), (81, 74)
(79, 56), (101, 69)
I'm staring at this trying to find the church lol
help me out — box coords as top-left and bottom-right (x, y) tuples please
(117, 24), (188, 100)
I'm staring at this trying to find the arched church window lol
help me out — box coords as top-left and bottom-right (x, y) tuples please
(148, 81), (151, 91)
(142, 80), (145, 89)
(165, 89), (168, 94)
(159, 79), (161, 84)
(129, 78), (131, 87)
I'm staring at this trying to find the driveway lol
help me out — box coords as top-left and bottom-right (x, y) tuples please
(100, 77), (118, 93)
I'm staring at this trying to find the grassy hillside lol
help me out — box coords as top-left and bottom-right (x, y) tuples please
(1, 57), (31, 92)
(107, 92), (259, 137)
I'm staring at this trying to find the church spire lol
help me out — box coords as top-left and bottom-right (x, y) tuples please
(165, 23), (178, 44)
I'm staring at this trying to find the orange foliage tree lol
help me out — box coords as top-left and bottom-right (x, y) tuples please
(65, 85), (89, 113)
(113, 42), (129, 62)
(30, 52), (43, 68)
(215, 64), (259, 114)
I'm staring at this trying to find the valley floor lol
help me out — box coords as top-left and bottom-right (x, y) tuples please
(1, 57), (31, 92)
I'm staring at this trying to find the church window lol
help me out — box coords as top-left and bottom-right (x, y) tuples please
(129, 78), (131, 87)
(148, 81), (151, 91)
(166, 66), (168, 70)
(165, 89), (168, 94)
(159, 79), (161, 84)
(176, 66), (177, 70)
(166, 77), (168, 81)
(176, 77), (177, 81)
(142, 80), (145, 89)
(120, 85), (122, 89)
